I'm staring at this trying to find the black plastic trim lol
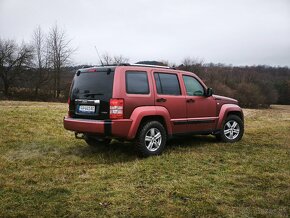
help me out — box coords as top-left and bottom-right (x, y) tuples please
(188, 119), (215, 124)
(173, 119), (215, 125)
(173, 120), (187, 125)
(104, 120), (112, 136)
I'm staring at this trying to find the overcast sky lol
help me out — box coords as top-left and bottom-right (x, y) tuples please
(0, 0), (289, 66)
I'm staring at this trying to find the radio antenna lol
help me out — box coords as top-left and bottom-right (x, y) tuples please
(94, 46), (104, 66)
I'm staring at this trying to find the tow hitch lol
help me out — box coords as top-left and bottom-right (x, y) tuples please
(75, 132), (85, 139)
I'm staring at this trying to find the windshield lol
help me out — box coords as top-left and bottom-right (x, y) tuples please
(71, 70), (115, 100)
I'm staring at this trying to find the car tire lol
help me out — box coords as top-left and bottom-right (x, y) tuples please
(218, 115), (244, 143)
(136, 121), (167, 157)
(85, 135), (111, 147)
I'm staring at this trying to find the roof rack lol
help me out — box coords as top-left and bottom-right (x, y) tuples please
(90, 63), (175, 70)
(117, 63), (175, 69)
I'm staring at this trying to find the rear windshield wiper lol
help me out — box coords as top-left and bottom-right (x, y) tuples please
(83, 93), (104, 97)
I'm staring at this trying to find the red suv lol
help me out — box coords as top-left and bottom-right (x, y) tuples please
(64, 64), (244, 156)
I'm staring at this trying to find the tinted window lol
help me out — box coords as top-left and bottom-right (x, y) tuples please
(71, 70), (115, 101)
(126, 71), (149, 94)
(154, 73), (181, 95)
(183, 75), (204, 96)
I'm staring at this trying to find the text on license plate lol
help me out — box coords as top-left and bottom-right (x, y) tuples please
(78, 105), (95, 113)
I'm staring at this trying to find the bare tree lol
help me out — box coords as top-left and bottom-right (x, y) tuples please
(182, 57), (193, 69)
(31, 26), (50, 95)
(0, 39), (33, 95)
(159, 60), (176, 67)
(101, 52), (113, 65)
(47, 24), (74, 98)
(99, 52), (129, 65)
(181, 57), (204, 72)
(113, 55), (129, 64)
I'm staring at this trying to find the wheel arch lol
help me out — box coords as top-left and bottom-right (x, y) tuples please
(227, 111), (244, 122)
(217, 104), (244, 129)
(138, 115), (167, 134)
(127, 106), (172, 139)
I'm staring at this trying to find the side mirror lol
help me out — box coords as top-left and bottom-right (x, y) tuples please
(206, 88), (213, 97)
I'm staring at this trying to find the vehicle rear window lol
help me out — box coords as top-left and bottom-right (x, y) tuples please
(71, 70), (115, 100)
(126, 71), (149, 94)
(154, 73), (181, 95)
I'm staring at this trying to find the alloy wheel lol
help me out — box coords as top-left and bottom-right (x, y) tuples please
(144, 128), (162, 152)
(224, 120), (240, 140)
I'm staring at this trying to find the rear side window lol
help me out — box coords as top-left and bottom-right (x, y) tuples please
(126, 71), (149, 94)
(154, 73), (181, 95)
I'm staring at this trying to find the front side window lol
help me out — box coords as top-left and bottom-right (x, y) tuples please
(126, 71), (149, 94)
(154, 73), (181, 95)
(182, 75), (204, 96)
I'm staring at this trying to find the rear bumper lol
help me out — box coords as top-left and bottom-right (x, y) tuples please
(63, 117), (132, 139)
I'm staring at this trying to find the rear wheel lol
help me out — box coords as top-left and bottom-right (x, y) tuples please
(85, 135), (111, 147)
(136, 121), (167, 157)
(218, 115), (244, 142)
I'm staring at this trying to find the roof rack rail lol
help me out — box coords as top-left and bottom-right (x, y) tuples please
(130, 63), (171, 69)
(92, 63), (176, 70)
(120, 63), (175, 69)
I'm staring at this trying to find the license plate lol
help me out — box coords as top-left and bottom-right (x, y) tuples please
(78, 105), (95, 113)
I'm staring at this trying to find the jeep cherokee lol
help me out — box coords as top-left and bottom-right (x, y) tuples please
(64, 64), (244, 156)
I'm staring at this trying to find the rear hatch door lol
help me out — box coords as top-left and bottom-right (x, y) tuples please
(69, 68), (115, 120)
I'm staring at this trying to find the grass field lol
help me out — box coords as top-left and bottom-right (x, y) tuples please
(0, 101), (289, 217)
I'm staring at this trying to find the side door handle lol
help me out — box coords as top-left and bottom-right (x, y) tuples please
(186, 99), (195, 103)
(156, 98), (167, 102)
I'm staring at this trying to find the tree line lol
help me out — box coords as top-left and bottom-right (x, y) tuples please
(0, 24), (74, 100)
(1, 27), (290, 107)
(178, 58), (290, 107)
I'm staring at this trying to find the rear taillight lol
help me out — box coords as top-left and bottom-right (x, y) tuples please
(110, 98), (124, 119)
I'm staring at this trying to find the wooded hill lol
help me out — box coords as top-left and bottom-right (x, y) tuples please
(0, 62), (289, 108)
(178, 63), (290, 107)
(1, 27), (289, 107)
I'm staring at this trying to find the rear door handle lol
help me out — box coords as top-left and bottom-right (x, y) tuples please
(156, 98), (167, 102)
(186, 99), (195, 103)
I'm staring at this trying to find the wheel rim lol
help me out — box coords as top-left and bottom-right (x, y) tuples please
(145, 128), (162, 152)
(224, 120), (240, 140)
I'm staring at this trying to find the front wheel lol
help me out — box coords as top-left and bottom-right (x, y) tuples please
(136, 121), (167, 157)
(218, 115), (244, 143)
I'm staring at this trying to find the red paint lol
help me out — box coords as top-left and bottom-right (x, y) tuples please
(64, 65), (243, 140)
(87, 68), (97, 72)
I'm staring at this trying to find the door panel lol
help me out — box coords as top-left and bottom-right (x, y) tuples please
(121, 70), (155, 119)
(182, 75), (217, 132)
(153, 72), (187, 134)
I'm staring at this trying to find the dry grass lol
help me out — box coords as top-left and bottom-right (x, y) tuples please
(0, 101), (289, 217)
